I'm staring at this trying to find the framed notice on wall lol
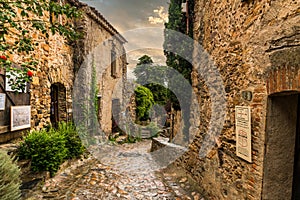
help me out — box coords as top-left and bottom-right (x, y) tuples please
(235, 106), (252, 163)
(0, 93), (5, 110)
(11, 106), (31, 131)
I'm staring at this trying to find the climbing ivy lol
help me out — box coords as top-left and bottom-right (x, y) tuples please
(0, 0), (81, 92)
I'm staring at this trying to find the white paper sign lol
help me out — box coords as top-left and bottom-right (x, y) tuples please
(0, 93), (5, 110)
(11, 106), (31, 131)
(235, 106), (252, 162)
(5, 71), (27, 93)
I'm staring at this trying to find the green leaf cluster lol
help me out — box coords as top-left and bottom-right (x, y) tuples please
(0, 0), (82, 91)
(134, 86), (155, 121)
(137, 55), (153, 65)
(57, 122), (85, 159)
(133, 55), (172, 106)
(18, 122), (85, 177)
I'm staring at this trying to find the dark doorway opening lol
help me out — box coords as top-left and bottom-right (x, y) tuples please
(112, 98), (120, 133)
(262, 93), (300, 200)
(293, 95), (300, 200)
(50, 83), (67, 127)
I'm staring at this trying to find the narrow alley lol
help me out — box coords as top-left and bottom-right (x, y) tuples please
(24, 140), (204, 200)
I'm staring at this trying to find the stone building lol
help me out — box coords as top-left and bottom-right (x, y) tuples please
(70, 0), (127, 136)
(0, 0), (127, 142)
(174, 0), (300, 199)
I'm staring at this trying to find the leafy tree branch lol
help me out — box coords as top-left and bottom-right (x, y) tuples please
(0, 0), (81, 92)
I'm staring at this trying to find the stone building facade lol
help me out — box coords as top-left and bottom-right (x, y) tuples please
(0, 0), (126, 142)
(70, 0), (127, 136)
(175, 0), (300, 199)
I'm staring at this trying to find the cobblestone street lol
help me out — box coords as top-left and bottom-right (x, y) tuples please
(24, 140), (204, 200)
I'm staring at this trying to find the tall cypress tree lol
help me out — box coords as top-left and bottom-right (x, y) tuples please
(163, 0), (194, 142)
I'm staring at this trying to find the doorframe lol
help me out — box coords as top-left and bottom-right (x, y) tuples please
(50, 84), (59, 126)
(262, 92), (299, 200)
(292, 94), (300, 199)
(50, 83), (67, 127)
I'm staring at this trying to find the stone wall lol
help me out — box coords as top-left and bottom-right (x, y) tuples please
(30, 30), (74, 130)
(69, 0), (127, 136)
(175, 0), (300, 199)
(1, 6), (73, 130)
(1, 0), (126, 138)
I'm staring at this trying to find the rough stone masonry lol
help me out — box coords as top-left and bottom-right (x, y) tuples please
(1, 0), (127, 139)
(175, 0), (300, 199)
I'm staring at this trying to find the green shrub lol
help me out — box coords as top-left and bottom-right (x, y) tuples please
(126, 135), (142, 143)
(57, 122), (85, 159)
(18, 122), (85, 177)
(135, 86), (155, 121)
(18, 130), (67, 177)
(0, 150), (21, 200)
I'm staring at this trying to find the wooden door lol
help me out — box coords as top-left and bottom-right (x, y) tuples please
(50, 84), (59, 126)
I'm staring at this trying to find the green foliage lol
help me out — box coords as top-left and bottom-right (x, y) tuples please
(0, 0), (81, 91)
(108, 135), (116, 143)
(164, 0), (194, 110)
(163, 0), (194, 141)
(0, 150), (21, 200)
(146, 83), (170, 105)
(134, 55), (164, 84)
(18, 129), (67, 176)
(165, 0), (185, 33)
(133, 55), (172, 105)
(57, 122), (85, 159)
(126, 135), (142, 143)
(18, 122), (85, 176)
(91, 60), (99, 116)
(135, 86), (155, 121)
(137, 55), (153, 65)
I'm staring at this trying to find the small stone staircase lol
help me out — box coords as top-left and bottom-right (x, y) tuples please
(140, 129), (151, 139)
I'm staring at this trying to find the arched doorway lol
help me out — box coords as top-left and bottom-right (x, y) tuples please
(50, 83), (67, 127)
(262, 92), (300, 200)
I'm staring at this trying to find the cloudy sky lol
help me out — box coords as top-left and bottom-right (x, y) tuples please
(80, 0), (169, 78)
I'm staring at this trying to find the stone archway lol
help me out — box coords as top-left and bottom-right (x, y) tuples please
(50, 83), (67, 127)
(262, 92), (300, 200)
(263, 45), (300, 200)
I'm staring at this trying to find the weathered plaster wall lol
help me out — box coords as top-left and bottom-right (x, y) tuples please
(175, 0), (300, 199)
(70, 0), (127, 135)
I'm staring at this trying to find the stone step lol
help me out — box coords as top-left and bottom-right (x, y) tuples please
(140, 129), (151, 139)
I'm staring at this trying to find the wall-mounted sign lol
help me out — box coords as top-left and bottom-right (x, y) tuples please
(235, 106), (252, 162)
(241, 91), (253, 101)
(5, 71), (27, 93)
(11, 106), (31, 131)
(0, 93), (5, 110)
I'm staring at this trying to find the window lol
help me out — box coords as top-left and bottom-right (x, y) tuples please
(111, 50), (117, 78)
